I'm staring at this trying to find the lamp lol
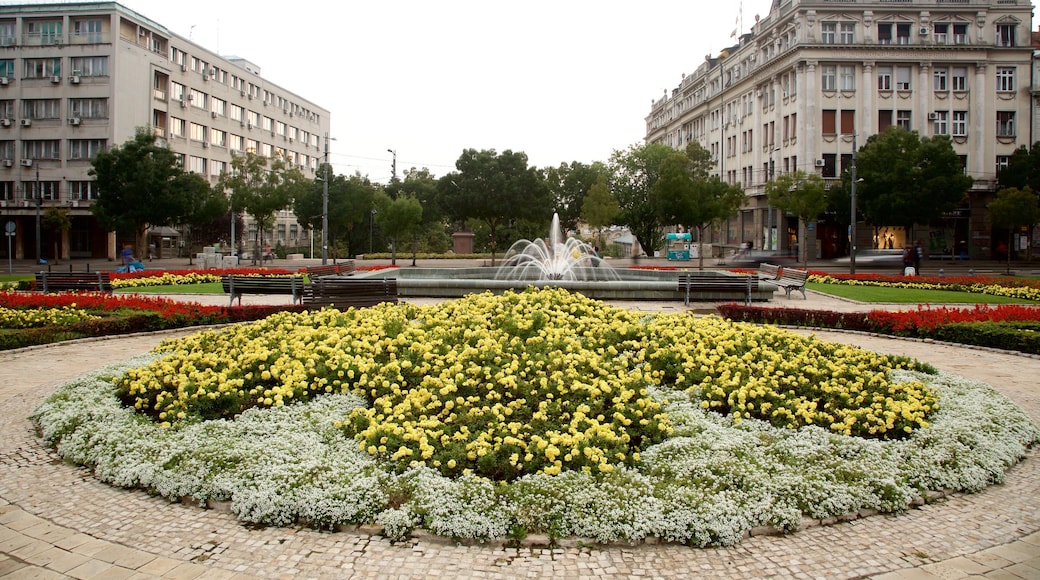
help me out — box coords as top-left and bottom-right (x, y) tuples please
(849, 133), (858, 274)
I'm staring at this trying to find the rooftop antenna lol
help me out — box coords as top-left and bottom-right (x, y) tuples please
(188, 24), (195, 40)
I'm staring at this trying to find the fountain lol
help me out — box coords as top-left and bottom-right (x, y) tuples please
(496, 214), (619, 282)
(360, 214), (776, 303)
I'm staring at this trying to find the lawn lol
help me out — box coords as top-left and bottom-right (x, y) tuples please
(122, 282), (224, 294)
(806, 282), (1033, 304)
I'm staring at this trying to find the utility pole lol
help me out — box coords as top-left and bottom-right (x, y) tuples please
(850, 133), (858, 275)
(34, 165), (41, 265)
(321, 133), (330, 265)
(387, 149), (397, 181)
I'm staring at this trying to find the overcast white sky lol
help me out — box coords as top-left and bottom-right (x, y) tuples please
(119, 0), (775, 183)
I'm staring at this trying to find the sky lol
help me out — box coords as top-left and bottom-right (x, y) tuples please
(118, 0), (776, 183)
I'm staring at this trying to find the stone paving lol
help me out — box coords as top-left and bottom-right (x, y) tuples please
(1, 289), (1039, 578)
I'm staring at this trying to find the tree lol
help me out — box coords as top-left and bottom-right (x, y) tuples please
(989, 186), (1040, 272)
(544, 161), (607, 233)
(437, 149), (550, 264)
(997, 143), (1040, 192)
(580, 175), (620, 250)
(855, 127), (973, 235)
(654, 143), (745, 269)
(90, 128), (203, 252)
(388, 167), (449, 255)
(608, 142), (675, 257)
(41, 208), (71, 262)
(764, 170), (828, 265)
(178, 171), (227, 259)
(374, 192), (423, 266)
(218, 152), (308, 264)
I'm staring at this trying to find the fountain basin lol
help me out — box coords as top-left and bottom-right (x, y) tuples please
(358, 267), (777, 302)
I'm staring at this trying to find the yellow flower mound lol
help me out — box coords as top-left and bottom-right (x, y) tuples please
(117, 287), (936, 482)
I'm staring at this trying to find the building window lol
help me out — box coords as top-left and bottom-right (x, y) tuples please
(821, 22), (836, 44)
(840, 110), (855, 134)
(72, 19), (103, 43)
(169, 117), (185, 138)
(69, 56), (107, 77)
(996, 67), (1015, 92)
(25, 180), (59, 201)
(896, 23), (911, 44)
(821, 153), (837, 178)
(0, 23), (14, 47)
(68, 139), (105, 160)
(932, 111), (948, 135)
(952, 23), (968, 44)
(0, 59), (13, 79)
(896, 110), (912, 130)
(23, 58), (60, 79)
(878, 23), (892, 44)
(188, 89), (207, 109)
(877, 66), (892, 90)
(69, 98), (108, 119)
(896, 66), (912, 91)
(952, 66), (967, 91)
(952, 111), (967, 136)
(189, 122), (205, 142)
(22, 99), (59, 119)
(997, 111), (1015, 137)
(68, 181), (98, 200)
(188, 156), (206, 174)
(822, 109), (837, 135)
(23, 140), (60, 160)
(878, 110), (892, 132)
(933, 67), (948, 91)
(821, 65), (836, 91)
(933, 23), (948, 44)
(997, 23), (1016, 47)
(996, 155), (1011, 173)
(27, 20), (62, 45)
(840, 65), (855, 91)
(840, 23), (855, 44)
(210, 128), (226, 148)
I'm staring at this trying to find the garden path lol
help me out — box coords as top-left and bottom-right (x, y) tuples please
(0, 292), (1038, 579)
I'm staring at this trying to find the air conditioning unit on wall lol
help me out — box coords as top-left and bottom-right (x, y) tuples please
(814, 159), (826, 167)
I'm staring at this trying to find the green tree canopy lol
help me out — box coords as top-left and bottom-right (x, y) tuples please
(764, 170), (828, 264)
(855, 127), (973, 232)
(544, 161), (607, 233)
(90, 128), (207, 250)
(217, 152), (308, 262)
(654, 142), (745, 269)
(580, 175), (620, 249)
(374, 192), (423, 265)
(989, 186), (1040, 267)
(608, 142), (676, 257)
(437, 148), (550, 262)
(997, 143), (1040, 192)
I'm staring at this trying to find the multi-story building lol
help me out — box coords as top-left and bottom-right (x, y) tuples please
(0, 2), (330, 261)
(645, 0), (1033, 261)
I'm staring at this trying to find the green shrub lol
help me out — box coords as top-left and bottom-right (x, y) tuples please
(928, 321), (1040, 354)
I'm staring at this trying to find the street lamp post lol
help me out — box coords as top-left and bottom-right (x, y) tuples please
(34, 165), (41, 265)
(849, 133), (858, 275)
(387, 149), (397, 182)
(321, 133), (330, 265)
(369, 208), (377, 254)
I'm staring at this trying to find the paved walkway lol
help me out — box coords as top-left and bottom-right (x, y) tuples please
(1, 289), (1039, 579)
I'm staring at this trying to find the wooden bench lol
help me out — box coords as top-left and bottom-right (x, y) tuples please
(35, 271), (114, 293)
(302, 277), (398, 310)
(774, 268), (808, 299)
(757, 263), (781, 282)
(221, 275), (305, 306)
(302, 260), (356, 280)
(677, 273), (758, 306)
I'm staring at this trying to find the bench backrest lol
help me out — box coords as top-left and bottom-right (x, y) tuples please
(221, 275), (303, 292)
(779, 269), (808, 283)
(35, 271), (113, 292)
(759, 263), (780, 277)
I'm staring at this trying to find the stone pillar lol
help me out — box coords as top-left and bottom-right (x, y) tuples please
(452, 230), (475, 254)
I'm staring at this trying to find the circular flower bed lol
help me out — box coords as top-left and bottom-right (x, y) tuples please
(31, 288), (1040, 545)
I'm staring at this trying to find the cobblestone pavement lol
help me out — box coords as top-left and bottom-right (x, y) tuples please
(1, 290), (1039, 578)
